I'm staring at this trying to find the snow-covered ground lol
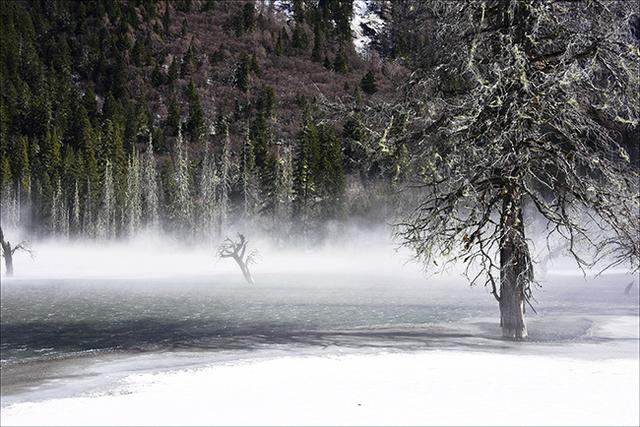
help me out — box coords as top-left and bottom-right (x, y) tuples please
(2, 348), (638, 426)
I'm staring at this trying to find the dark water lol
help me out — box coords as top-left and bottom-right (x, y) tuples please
(1, 273), (638, 365)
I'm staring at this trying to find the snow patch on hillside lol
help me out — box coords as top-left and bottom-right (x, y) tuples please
(352, 0), (386, 54)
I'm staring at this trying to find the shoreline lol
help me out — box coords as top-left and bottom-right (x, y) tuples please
(2, 313), (638, 404)
(1, 346), (638, 426)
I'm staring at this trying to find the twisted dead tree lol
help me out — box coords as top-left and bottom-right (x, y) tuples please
(396, 1), (640, 339)
(218, 233), (259, 284)
(0, 226), (34, 277)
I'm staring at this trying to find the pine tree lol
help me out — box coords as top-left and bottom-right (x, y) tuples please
(0, 154), (14, 226)
(260, 151), (279, 222)
(241, 129), (259, 222)
(187, 80), (205, 143)
(235, 53), (250, 92)
(97, 159), (116, 239)
(71, 179), (81, 234)
(181, 43), (196, 78)
(168, 56), (180, 82)
(151, 62), (165, 86)
(51, 177), (68, 237)
(242, 2), (256, 32)
(210, 46), (225, 65)
(274, 145), (294, 237)
(102, 119), (127, 234)
(198, 137), (219, 241)
(162, 0), (171, 37)
(311, 21), (323, 62)
(251, 109), (271, 169)
(166, 95), (182, 135)
(292, 111), (319, 228)
(125, 148), (142, 236)
(249, 53), (262, 77)
(14, 136), (31, 197)
(333, 47), (349, 73)
(142, 133), (160, 229)
(174, 125), (193, 234)
(0, 155), (12, 201)
(319, 124), (345, 218)
(274, 29), (285, 56)
(360, 70), (377, 94)
(83, 84), (99, 124)
(291, 23), (308, 50)
(217, 123), (232, 236)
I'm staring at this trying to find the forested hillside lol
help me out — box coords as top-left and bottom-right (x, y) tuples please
(2, 0), (637, 247)
(0, 0), (413, 241)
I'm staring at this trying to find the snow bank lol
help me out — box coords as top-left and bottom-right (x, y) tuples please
(2, 350), (638, 426)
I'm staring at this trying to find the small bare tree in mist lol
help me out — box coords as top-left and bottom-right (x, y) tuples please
(397, 1), (640, 339)
(0, 226), (34, 277)
(218, 233), (259, 284)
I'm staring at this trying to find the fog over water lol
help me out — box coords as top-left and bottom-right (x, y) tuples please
(1, 226), (638, 406)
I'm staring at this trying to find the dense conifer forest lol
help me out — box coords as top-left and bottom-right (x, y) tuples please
(0, 0), (414, 241)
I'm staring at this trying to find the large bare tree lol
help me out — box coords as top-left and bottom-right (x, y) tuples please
(397, 1), (640, 339)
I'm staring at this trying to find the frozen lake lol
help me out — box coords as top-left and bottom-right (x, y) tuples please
(1, 270), (638, 410)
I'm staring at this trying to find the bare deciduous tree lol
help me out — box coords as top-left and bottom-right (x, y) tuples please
(397, 1), (640, 339)
(0, 226), (34, 277)
(218, 233), (259, 284)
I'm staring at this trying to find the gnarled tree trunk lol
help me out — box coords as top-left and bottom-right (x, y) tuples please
(232, 254), (254, 284)
(1, 226), (32, 277)
(218, 234), (258, 284)
(2, 242), (13, 276)
(499, 189), (531, 340)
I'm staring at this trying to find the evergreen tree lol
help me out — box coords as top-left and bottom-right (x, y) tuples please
(83, 84), (99, 124)
(0, 154), (13, 224)
(333, 47), (349, 73)
(260, 152), (279, 221)
(151, 62), (166, 86)
(173, 125), (193, 234)
(319, 124), (345, 218)
(360, 70), (377, 94)
(274, 146), (294, 237)
(241, 129), (259, 221)
(14, 136), (31, 198)
(97, 159), (116, 239)
(162, 0), (171, 37)
(249, 53), (262, 77)
(311, 21), (323, 62)
(0, 155), (12, 199)
(291, 24), (308, 50)
(168, 56), (180, 82)
(181, 43), (196, 78)
(292, 110), (319, 228)
(125, 148), (142, 235)
(80, 116), (100, 232)
(102, 119), (127, 234)
(142, 133), (160, 229)
(210, 46), (225, 65)
(251, 111), (271, 168)
(199, 136), (219, 240)
(187, 80), (205, 143)
(166, 95), (182, 135)
(217, 123), (232, 235)
(235, 53), (251, 92)
(242, 2), (256, 32)
(323, 55), (331, 69)
(71, 179), (81, 234)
